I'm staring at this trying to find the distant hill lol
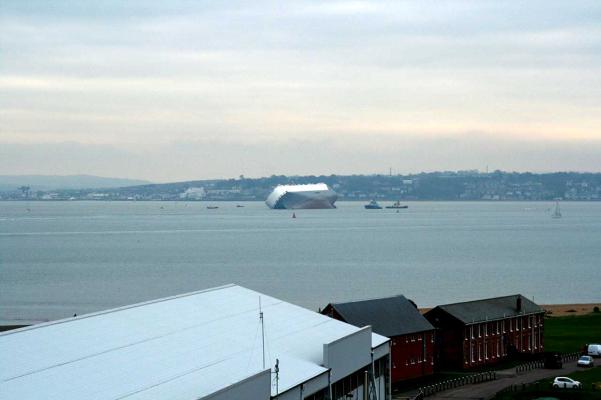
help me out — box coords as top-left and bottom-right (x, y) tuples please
(2, 172), (601, 201)
(0, 175), (151, 191)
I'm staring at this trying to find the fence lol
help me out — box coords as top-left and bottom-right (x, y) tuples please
(515, 351), (581, 374)
(417, 371), (497, 397)
(515, 360), (543, 373)
(561, 351), (580, 363)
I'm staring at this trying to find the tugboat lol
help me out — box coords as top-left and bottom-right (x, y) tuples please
(364, 200), (382, 209)
(386, 200), (408, 209)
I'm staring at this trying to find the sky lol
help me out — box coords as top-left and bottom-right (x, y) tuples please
(1, 1), (600, 182)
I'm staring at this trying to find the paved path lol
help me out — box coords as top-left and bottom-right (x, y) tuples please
(424, 364), (580, 400)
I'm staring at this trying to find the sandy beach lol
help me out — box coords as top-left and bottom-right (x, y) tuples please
(420, 303), (601, 317)
(540, 303), (601, 316)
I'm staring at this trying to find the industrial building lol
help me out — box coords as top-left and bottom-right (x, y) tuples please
(424, 294), (545, 370)
(0, 284), (391, 400)
(321, 295), (435, 384)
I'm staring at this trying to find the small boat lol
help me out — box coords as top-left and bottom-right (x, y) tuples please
(207, 206), (219, 210)
(385, 201), (408, 209)
(364, 200), (382, 209)
(236, 204), (245, 208)
(551, 200), (562, 219)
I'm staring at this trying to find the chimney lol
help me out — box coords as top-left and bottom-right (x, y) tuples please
(516, 296), (522, 312)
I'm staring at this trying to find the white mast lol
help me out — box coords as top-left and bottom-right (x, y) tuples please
(259, 297), (265, 369)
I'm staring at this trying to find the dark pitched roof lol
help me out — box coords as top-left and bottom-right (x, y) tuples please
(328, 295), (434, 337)
(430, 294), (543, 324)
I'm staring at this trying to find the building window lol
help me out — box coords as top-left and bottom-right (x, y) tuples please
(431, 334), (435, 343)
(485, 324), (488, 337)
(470, 342), (474, 363)
(470, 326), (474, 339)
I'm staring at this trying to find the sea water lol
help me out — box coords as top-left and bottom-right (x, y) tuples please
(1, 201), (600, 324)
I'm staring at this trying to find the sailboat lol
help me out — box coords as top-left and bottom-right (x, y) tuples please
(552, 200), (562, 219)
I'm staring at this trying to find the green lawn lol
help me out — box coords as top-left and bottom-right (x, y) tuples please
(544, 313), (601, 353)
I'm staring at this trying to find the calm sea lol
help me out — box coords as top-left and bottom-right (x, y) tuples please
(1, 201), (600, 324)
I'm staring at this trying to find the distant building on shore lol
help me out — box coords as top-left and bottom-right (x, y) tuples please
(424, 294), (545, 370)
(1, 284), (391, 400)
(322, 295), (436, 384)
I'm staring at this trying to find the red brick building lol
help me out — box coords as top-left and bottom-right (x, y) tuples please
(424, 294), (545, 370)
(322, 295), (435, 384)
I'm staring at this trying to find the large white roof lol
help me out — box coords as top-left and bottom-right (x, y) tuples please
(1, 284), (388, 400)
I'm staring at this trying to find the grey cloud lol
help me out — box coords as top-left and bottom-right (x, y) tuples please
(2, 136), (600, 181)
(1, 1), (600, 179)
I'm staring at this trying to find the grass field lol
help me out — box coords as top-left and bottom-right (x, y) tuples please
(544, 312), (601, 353)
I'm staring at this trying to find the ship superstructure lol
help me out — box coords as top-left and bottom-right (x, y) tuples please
(265, 183), (338, 209)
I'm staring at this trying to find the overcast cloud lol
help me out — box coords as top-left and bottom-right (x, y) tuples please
(1, 1), (600, 180)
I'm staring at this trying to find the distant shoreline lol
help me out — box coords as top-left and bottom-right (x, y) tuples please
(3, 303), (600, 332)
(420, 303), (601, 317)
(1, 199), (601, 202)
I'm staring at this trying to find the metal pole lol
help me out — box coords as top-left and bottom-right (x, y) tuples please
(260, 297), (265, 370)
(364, 371), (369, 400)
(328, 369), (333, 400)
(274, 358), (279, 395)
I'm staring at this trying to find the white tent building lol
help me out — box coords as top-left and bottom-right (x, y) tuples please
(1, 284), (391, 400)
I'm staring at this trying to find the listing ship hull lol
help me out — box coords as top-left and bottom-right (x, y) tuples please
(265, 184), (338, 209)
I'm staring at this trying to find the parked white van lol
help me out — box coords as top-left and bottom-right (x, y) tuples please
(588, 344), (601, 357)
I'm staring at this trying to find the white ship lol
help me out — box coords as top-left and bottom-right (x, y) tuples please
(265, 183), (338, 209)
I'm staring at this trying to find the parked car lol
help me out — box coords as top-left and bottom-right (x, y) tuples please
(553, 377), (582, 389)
(587, 343), (601, 357)
(577, 355), (594, 367)
(544, 352), (563, 369)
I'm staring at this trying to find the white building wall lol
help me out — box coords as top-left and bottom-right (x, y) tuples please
(275, 372), (329, 400)
(202, 369), (271, 400)
(323, 326), (372, 383)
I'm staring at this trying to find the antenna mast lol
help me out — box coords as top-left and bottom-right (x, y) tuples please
(274, 359), (279, 394)
(259, 297), (265, 369)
